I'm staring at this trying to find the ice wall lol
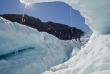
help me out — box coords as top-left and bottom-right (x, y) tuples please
(20, 0), (110, 34)
(0, 17), (45, 56)
(43, 33), (110, 74)
(0, 17), (85, 74)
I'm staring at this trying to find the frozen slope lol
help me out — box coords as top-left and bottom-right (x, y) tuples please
(0, 17), (85, 74)
(43, 33), (110, 74)
(19, 0), (110, 74)
(20, 0), (110, 34)
(0, 17), (44, 56)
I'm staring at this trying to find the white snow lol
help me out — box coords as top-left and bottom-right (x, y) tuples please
(0, 17), (85, 74)
(0, 17), (44, 56)
(0, 0), (109, 74)
(20, 0), (110, 34)
(19, 1), (110, 74)
(43, 33), (110, 74)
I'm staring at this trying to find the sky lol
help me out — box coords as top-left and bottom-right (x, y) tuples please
(0, 0), (90, 31)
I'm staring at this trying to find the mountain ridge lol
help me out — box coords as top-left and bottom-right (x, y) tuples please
(0, 14), (84, 36)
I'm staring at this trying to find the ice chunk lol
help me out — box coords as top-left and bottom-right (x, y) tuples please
(43, 33), (110, 74)
(0, 17), (44, 56)
(0, 17), (85, 74)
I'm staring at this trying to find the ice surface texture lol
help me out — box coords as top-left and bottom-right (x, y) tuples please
(19, 0), (110, 74)
(0, 17), (84, 74)
(0, 17), (44, 56)
(43, 33), (110, 74)
(20, 0), (110, 34)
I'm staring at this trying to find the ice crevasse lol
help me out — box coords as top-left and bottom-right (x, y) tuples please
(0, 17), (85, 74)
(42, 33), (110, 74)
(20, 0), (110, 74)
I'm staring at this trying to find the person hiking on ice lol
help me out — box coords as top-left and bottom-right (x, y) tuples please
(71, 27), (81, 42)
(54, 31), (59, 37)
(48, 25), (53, 34)
(76, 33), (81, 42)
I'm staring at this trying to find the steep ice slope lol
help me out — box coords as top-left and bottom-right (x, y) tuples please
(0, 17), (44, 56)
(19, 0), (110, 74)
(43, 33), (110, 74)
(0, 17), (85, 74)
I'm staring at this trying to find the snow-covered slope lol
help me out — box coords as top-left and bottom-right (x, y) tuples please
(0, 17), (85, 74)
(43, 33), (110, 74)
(0, 17), (44, 56)
(19, 0), (110, 74)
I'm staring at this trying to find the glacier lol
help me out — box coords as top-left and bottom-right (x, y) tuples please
(0, 0), (110, 74)
(0, 17), (85, 74)
(37, 30), (110, 74)
(43, 33), (110, 74)
(19, 0), (110, 74)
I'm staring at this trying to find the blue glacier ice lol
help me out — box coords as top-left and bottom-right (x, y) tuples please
(1, 0), (110, 73)
(20, 0), (110, 74)
(0, 17), (85, 74)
